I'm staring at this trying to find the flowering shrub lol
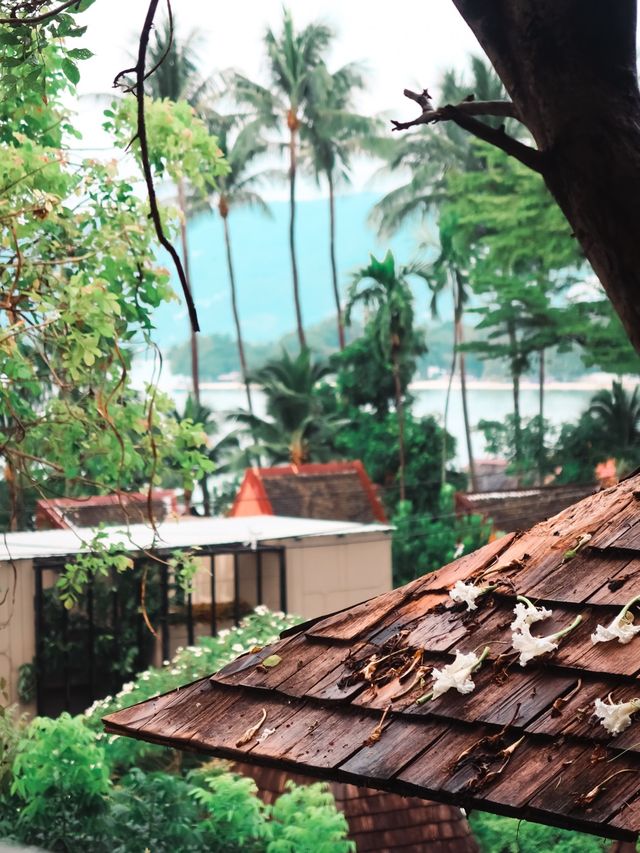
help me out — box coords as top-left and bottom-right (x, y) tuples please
(0, 609), (355, 852)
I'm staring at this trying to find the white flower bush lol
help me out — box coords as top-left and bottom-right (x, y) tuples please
(594, 696), (640, 735)
(449, 581), (495, 611)
(510, 596), (581, 666)
(591, 595), (640, 645)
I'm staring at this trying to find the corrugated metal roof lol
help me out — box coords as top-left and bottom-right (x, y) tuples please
(105, 475), (640, 841)
(0, 516), (392, 562)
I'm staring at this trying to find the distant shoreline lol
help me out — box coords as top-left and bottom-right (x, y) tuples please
(166, 374), (636, 394)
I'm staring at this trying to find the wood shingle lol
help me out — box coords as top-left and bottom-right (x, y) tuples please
(105, 472), (640, 842)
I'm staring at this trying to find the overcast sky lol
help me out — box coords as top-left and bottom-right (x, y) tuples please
(73, 1), (481, 196)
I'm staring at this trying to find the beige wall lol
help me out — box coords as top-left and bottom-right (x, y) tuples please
(276, 534), (392, 620)
(0, 559), (35, 709)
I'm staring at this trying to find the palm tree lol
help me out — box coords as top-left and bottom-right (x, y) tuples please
(302, 62), (373, 350)
(428, 210), (477, 489)
(233, 348), (341, 465)
(370, 57), (506, 490)
(147, 16), (212, 403)
(346, 251), (430, 502)
(233, 9), (333, 350)
(204, 113), (271, 414)
(589, 382), (640, 458)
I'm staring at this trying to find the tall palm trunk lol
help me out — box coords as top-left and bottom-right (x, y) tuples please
(221, 204), (253, 413)
(288, 115), (306, 350)
(458, 321), (477, 491)
(327, 171), (345, 350)
(508, 319), (522, 480)
(538, 347), (545, 485)
(391, 346), (406, 503)
(177, 177), (199, 404)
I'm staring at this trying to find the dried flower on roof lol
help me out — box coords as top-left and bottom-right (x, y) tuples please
(591, 595), (640, 645)
(593, 695), (640, 735)
(449, 580), (495, 611)
(417, 647), (490, 704)
(511, 596), (581, 666)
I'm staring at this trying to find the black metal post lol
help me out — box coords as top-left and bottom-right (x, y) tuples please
(87, 578), (95, 702)
(278, 549), (287, 613)
(233, 553), (240, 626)
(135, 564), (144, 673)
(256, 550), (263, 606)
(34, 564), (44, 715)
(186, 592), (195, 646)
(111, 565), (120, 677)
(209, 558), (217, 637)
(62, 595), (70, 712)
(161, 563), (170, 663)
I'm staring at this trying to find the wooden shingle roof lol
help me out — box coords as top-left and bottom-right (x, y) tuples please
(105, 472), (640, 842)
(233, 762), (479, 853)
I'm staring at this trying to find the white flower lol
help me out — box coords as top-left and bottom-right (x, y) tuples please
(512, 623), (559, 666)
(594, 696), (640, 735)
(449, 580), (492, 611)
(430, 650), (486, 700)
(257, 727), (276, 743)
(511, 599), (552, 632)
(591, 596), (640, 645)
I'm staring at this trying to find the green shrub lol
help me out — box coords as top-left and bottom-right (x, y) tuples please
(266, 781), (354, 853)
(10, 713), (110, 850)
(470, 811), (609, 853)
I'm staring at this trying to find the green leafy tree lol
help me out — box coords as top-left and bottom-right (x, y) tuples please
(233, 348), (341, 465)
(233, 8), (333, 349)
(0, 28), (216, 531)
(267, 781), (354, 853)
(346, 251), (431, 500)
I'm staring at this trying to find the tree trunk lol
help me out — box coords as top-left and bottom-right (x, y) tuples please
(458, 321), (477, 491)
(327, 171), (345, 350)
(538, 347), (545, 484)
(450, 0), (640, 354)
(222, 210), (253, 414)
(200, 473), (210, 516)
(507, 319), (522, 475)
(288, 122), (306, 350)
(177, 177), (199, 404)
(392, 347), (406, 503)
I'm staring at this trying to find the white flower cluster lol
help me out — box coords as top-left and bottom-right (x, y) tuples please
(430, 650), (483, 700)
(510, 597), (581, 667)
(449, 581), (489, 611)
(594, 696), (640, 735)
(592, 596), (640, 645)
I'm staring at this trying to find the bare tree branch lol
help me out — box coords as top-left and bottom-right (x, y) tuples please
(0, 0), (82, 25)
(391, 88), (543, 174)
(117, 0), (200, 332)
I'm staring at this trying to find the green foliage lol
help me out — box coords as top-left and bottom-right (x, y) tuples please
(105, 96), (228, 196)
(335, 408), (458, 515)
(0, 611), (353, 853)
(189, 771), (267, 851)
(11, 712), (110, 849)
(478, 415), (555, 486)
(392, 487), (491, 587)
(233, 347), (342, 465)
(469, 811), (607, 853)
(267, 781), (354, 853)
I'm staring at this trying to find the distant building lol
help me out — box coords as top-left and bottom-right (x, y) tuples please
(35, 491), (179, 530)
(456, 482), (597, 533)
(230, 461), (387, 524)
